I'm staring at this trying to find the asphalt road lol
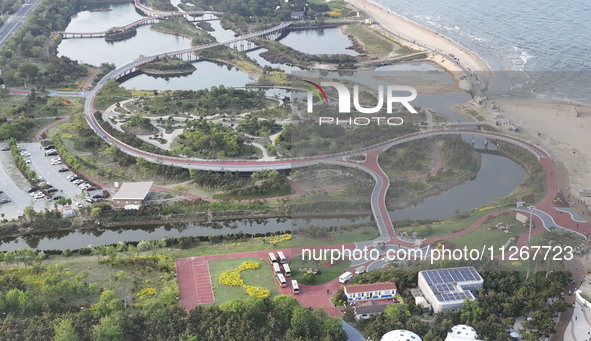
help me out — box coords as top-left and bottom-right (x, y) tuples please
(0, 0), (40, 49)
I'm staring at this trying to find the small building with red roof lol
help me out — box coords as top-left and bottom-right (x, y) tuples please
(344, 282), (397, 302)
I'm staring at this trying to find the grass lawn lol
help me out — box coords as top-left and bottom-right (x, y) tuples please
(344, 25), (396, 57)
(396, 208), (495, 239)
(444, 212), (528, 250)
(289, 255), (351, 286)
(208, 257), (279, 304)
(42, 253), (175, 309)
(0, 95), (27, 117)
(530, 230), (584, 248)
(93, 94), (132, 111)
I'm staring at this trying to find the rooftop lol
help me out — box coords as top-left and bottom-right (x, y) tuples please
(345, 282), (397, 294)
(354, 302), (390, 315)
(419, 267), (483, 285)
(112, 181), (153, 201)
(419, 267), (483, 304)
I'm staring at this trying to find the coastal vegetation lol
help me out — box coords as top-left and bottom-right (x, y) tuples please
(283, 117), (419, 157)
(104, 27), (137, 42)
(125, 87), (269, 116)
(184, 0), (329, 33)
(381, 136), (480, 209)
(171, 119), (259, 159)
(141, 0), (176, 12)
(495, 142), (547, 203)
(255, 38), (357, 68)
(150, 16), (216, 45)
(236, 115), (282, 137)
(138, 55), (196, 76)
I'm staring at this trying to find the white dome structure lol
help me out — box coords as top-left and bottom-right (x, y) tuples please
(445, 324), (479, 340)
(381, 329), (422, 341)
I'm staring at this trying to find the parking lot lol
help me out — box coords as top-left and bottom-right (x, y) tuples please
(21, 143), (89, 201)
(0, 146), (46, 218)
(0, 143), (104, 218)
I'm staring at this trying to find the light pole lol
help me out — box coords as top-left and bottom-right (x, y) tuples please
(528, 205), (534, 243)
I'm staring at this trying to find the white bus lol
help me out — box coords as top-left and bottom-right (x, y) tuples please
(268, 252), (278, 263)
(277, 273), (287, 287)
(291, 280), (300, 294)
(338, 271), (353, 284)
(277, 251), (287, 264)
(283, 263), (291, 277)
(273, 262), (282, 274)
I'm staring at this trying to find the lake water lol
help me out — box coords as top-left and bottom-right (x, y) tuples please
(279, 28), (358, 56)
(388, 137), (526, 220)
(0, 216), (371, 251)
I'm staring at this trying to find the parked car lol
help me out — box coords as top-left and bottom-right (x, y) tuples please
(27, 187), (38, 193)
(85, 187), (96, 192)
(52, 195), (64, 201)
(44, 145), (56, 150)
(33, 193), (45, 199)
(92, 194), (103, 199)
(0, 146), (9, 151)
(47, 188), (58, 193)
(0, 199), (10, 204)
(58, 168), (69, 172)
(45, 150), (58, 156)
(75, 202), (84, 208)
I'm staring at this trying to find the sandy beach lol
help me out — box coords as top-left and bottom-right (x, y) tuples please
(496, 100), (591, 192)
(345, 0), (491, 77)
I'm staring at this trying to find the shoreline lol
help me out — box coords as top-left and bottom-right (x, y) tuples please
(345, 0), (491, 79)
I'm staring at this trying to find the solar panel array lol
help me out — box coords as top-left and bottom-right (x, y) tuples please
(431, 283), (456, 294)
(421, 267), (481, 285)
(435, 291), (474, 302)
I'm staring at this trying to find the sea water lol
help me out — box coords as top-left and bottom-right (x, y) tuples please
(375, 0), (591, 104)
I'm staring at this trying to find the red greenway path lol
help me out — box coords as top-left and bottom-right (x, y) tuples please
(34, 116), (70, 142)
(175, 134), (590, 321)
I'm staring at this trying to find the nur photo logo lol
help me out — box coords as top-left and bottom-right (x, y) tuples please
(303, 80), (419, 126)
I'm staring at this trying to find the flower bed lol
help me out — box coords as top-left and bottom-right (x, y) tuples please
(219, 261), (271, 298)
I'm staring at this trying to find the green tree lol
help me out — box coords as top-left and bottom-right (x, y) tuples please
(385, 303), (408, 323)
(302, 272), (315, 283)
(91, 313), (125, 341)
(53, 318), (79, 341)
(91, 207), (101, 218)
(24, 206), (36, 219)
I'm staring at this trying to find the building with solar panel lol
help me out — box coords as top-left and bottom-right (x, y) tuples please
(417, 266), (484, 313)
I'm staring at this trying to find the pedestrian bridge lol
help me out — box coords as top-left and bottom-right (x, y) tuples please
(60, 11), (220, 39)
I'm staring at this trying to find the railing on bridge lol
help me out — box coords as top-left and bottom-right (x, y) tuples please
(111, 21), (291, 81)
(60, 12), (219, 39)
